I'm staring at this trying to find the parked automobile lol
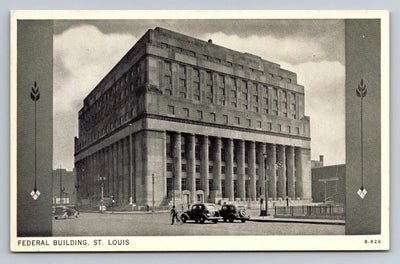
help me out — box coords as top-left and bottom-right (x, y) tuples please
(180, 203), (222, 224)
(54, 205), (79, 220)
(219, 204), (249, 223)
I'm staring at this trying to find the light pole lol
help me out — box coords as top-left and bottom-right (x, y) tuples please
(264, 153), (269, 216)
(128, 123), (133, 209)
(99, 176), (106, 212)
(59, 165), (63, 204)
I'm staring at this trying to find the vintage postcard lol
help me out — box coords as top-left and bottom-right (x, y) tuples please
(10, 10), (390, 251)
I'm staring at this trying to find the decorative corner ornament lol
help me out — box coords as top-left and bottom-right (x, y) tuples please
(30, 188), (41, 200)
(356, 79), (367, 199)
(357, 187), (367, 199)
(30, 81), (40, 200)
(356, 79), (367, 98)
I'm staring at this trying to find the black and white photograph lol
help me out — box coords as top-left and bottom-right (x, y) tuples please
(10, 10), (390, 251)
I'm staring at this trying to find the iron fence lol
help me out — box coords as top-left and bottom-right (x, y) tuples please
(274, 204), (345, 217)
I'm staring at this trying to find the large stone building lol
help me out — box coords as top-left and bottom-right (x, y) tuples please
(74, 27), (311, 209)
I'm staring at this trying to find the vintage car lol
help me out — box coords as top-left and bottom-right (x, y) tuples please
(219, 204), (250, 222)
(54, 205), (79, 220)
(180, 203), (222, 224)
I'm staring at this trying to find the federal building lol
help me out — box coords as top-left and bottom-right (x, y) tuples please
(74, 27), (312, 209)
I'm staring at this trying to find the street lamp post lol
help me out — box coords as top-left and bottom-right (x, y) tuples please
(264, 153), (269, 216)
(59, 165), (63, 204)
(99, 176), (106, 212)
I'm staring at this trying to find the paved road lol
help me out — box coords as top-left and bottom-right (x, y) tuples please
(53, 212), (344, 236)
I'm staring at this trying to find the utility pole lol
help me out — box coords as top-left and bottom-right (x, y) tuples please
(59, 165), (62, 204)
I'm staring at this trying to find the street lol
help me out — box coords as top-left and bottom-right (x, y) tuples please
(53, 212), (344, 236)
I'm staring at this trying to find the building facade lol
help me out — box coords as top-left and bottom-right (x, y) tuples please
(312, 164), (345, 205)
(74, 27), (311, 209)
(52, 168), (78, 205)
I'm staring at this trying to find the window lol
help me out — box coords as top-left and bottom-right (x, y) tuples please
(196, 165), (200, 173)
(223, 115), (228, 124)
(235, 116), (240, 125)
(277, 124), (282, 132)
(166, 134), (172, 158)
(165, 61), (172, 72)
(181, 178), (187, 191)
(181, 164), (186, 172)
(210, 112), (216, 122)
(183, 108), (189, 117)
(209, 165), (213, 173)
(197, 110), (203, 120)
(168, 105), (175, 115)
(287, 126), (291, 133)
(247, 119), (251, 127)
(267, 122), (272, 131)
(296, 127), (300, 135)
(167, 163), (173, 172)
(257, 121), (262, 128)
(233, 166), (238, 174)
(221, 166), (226, 174)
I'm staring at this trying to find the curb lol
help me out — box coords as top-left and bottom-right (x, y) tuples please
(248, 218), (345, 225)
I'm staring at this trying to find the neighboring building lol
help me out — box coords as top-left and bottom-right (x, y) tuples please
(52, 168), (78, 205)
(74, 27), (311, 209)
(312, 164), (345, 204)
(312, 155), (324, 168)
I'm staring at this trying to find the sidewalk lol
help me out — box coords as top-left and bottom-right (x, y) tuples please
(248, 216), (345, 225)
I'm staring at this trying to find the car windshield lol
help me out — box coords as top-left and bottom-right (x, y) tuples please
(206, 204), (217, 211)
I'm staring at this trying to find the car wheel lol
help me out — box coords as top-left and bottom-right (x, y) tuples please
(223, 218), (227, 222)
(181, 215), (187, 223)
(212, 219), (218, 224)
(239, 209), (247, 217)
(241, 219), (246, 223)
(199, 216), (206, 224)
(229, 216), (235, 222)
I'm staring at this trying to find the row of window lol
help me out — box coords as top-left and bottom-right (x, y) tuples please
(166, 105), (301, 134)
(166, 163), (290, 175)
(156, 41), (294, 83)
(80, 59), (146, 133)
(166, 177), (295, 199)
(162, 61), (298, 118)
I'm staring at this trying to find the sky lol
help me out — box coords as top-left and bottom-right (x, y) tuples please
(53, 19), (345, 171)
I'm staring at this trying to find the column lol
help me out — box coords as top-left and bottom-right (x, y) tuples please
(113, 142), (118, 200)
(173, 133), (182, 198)
(118, 140), (123, 204)
(200, 135), (209, 200)
(237, 140), (245, 200)
(129, 133), (134, 203)
(187, 134), (196, 203)
(295, 147), (303, 199)
(267, 144), (277, 199)
(248, 141), (256, 199)
(277, 145), (286, 199)
(213, 137), (222, 197)
(225, 138), (234, 201)
(104, 147), (109, 197)
(287, 146), (295, 199)
(257, 143), (267, 199)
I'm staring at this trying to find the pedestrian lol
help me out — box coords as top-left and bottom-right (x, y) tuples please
(170, 205), (179, 225)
